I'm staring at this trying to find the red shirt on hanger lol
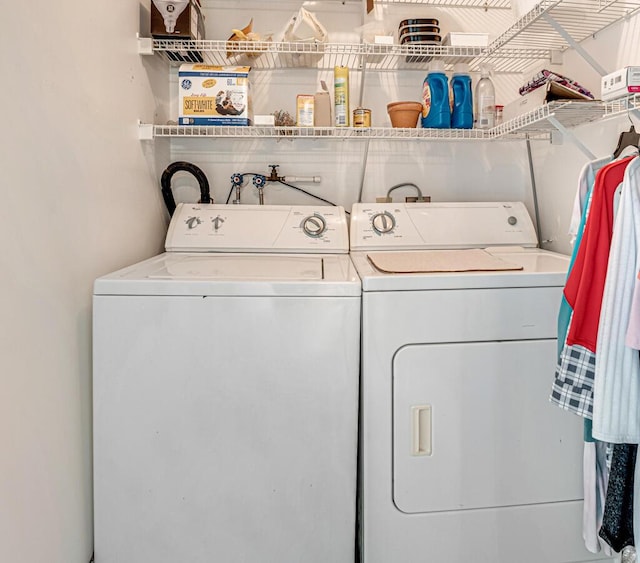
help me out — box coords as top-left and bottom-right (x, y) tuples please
(564, 156), (634, 352)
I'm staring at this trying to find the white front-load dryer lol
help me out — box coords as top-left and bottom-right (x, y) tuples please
(350, 201), (613, 563)
(93, 204), (360, 563)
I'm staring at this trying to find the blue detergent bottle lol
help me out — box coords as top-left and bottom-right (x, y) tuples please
(422, 60), (451, 129)
(450, 63), (473, 129)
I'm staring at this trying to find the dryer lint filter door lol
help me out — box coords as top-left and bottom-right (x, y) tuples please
(392, 340), (583, 514)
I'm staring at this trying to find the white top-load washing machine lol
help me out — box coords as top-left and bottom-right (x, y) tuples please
(350, 201), (612, 563)
(93, 204), (360, 563)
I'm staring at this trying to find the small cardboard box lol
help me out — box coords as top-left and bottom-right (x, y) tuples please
(503, 81), (592, 123)
(442, 32), (489, 47)
(178, 65), (253, 126)
(151, 0), (205, 63)
(601, 66), (640, 101)
(314, 90), (332, 126)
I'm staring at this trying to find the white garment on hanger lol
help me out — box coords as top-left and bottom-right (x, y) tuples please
(592, 156), (640, 443)
(583, 441), (614, 555)
(569, 156), (612, 244)
(569, 147), (638, 244)
(625, 273), (640, 349)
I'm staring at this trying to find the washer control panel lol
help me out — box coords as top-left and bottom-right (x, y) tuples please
(350, 201), (538, 251)
(166, 203), (349, 253)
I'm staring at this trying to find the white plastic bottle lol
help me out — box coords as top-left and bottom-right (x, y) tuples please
(475, 64), (496, 129)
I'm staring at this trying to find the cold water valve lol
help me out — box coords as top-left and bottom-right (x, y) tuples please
(253, 175), (267, 205)
(230, 173), (244, 204)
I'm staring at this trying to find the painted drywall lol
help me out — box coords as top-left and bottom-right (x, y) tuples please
(530, 14), (640, 255)
(0, 1), (635, 561)
(0, 2), (167, 562)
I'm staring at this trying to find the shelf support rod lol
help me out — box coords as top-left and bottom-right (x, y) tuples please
(541, 13), (609, 76)
(525, 137), (543, 246)
(546, 115), (597, 160)
(355, 0), (369, 202)
(358, 0), (368, 108)
(357, 137), (371, 203)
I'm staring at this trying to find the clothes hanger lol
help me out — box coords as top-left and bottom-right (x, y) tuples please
(613, 109), (640, 158)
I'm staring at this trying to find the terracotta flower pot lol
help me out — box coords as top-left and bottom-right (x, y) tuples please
(387, 101), (423, 128)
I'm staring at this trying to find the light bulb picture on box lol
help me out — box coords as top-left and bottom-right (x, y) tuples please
(152, 0), (189, 33)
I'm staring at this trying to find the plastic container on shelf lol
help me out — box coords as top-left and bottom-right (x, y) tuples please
(422, 60), (451, 129)
(334, 66), (350, 127)
(475, 64), (496, 129)
(450, 63), (473, 129)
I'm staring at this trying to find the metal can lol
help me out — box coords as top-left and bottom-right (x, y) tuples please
(353, 108), (371, 128)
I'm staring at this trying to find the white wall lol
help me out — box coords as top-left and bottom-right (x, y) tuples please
(531, 14), (640, 255)
(0, 1), (636, 561)
(0, 2), (167, 562)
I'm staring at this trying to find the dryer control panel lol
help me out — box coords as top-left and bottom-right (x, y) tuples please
(166, 203), (349, 253)
(350, 201), (538, 251)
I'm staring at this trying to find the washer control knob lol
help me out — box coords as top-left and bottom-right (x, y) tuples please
(302, 213), (327, 238)
(186, 216), (201, 229)
(507, 216), (518, 226)
(371, 211), (396, 234)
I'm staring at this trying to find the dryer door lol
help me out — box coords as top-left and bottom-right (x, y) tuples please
(392, 340), (584, 514)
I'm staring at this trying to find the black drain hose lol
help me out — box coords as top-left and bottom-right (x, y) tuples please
(161, 161), (211, 216)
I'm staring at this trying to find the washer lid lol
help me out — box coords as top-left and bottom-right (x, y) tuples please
(94, 253), (361, 297)
(351, 247), (569, 291)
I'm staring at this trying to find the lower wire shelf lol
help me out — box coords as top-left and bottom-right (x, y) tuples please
(139, 98), (623, 142)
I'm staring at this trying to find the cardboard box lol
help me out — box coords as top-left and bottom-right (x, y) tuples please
(314, 90), (332, 126)
(442, 32), (489, 47)
(178, 65), (253, 126)
(503, 81), (592, 123)
(151, 0), (205, 63)
(601, 66), (640, 101)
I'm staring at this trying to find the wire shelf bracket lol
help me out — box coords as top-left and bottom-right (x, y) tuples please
(541, 12), (609, 76)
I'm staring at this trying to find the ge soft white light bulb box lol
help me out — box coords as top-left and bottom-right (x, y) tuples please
(178, 65), (253, 126)
(601, 66), (640, 101)
(151, 0), (205, 40)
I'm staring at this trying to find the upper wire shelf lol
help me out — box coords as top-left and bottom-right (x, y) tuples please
(374, 0), (512, 7)
(145, 0), (640, 73)
(148, 38), (548, 73)
(488, 0), (640, 67)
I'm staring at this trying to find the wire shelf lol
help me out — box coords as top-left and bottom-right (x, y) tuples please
(496, 100), (605, 137)
(489, 0), (640, 54)
(151, 38), (551, 72)
(147, 0), (640, 74)
(374, 0), (512, 7)
(602, 93), (640, 118)
(146, 100), (604, 141)
(151, 124), (492, 140)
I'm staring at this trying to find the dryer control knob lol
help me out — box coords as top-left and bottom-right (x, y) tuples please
(371, 211), (396, 234)
(508, 216), (518, 226)
(302, 213), (327, 238)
